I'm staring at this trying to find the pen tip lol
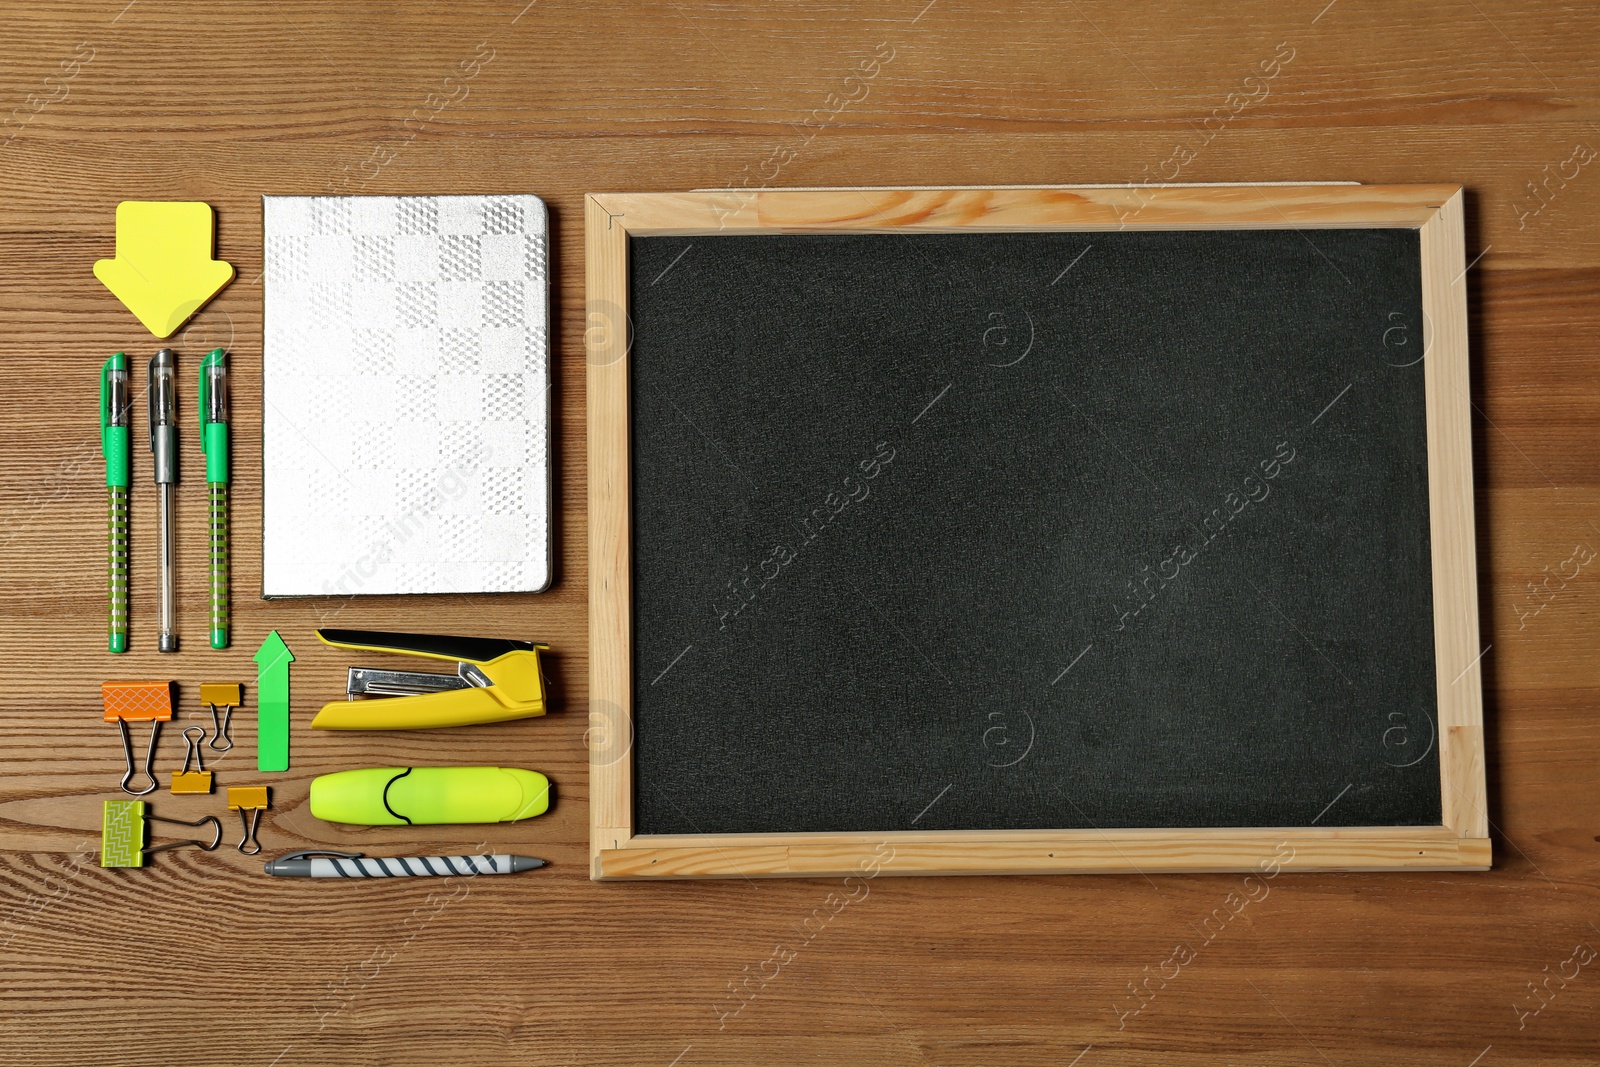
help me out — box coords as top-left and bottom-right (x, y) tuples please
(508, 856), (546, 872)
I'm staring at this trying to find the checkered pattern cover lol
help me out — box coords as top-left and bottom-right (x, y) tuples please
(262, 195), (550, 596)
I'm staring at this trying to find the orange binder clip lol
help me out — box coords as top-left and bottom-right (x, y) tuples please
(103, 681), (174, 796)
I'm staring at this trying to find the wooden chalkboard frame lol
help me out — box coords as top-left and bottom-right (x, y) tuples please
(585, 185), (1489, 880)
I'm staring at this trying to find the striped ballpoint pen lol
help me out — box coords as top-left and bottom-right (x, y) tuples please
(100, 355), (131, 652)
(199, 349), (230, 649)
(263, 851), (546, 878)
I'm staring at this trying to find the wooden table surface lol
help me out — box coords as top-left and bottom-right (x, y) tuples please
(2, 2), (1596, 1064)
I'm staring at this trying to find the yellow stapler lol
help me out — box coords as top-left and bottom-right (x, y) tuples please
(311, 629), (550, 731)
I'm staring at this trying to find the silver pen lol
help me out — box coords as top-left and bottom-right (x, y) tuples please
(148, 350), (178, 653)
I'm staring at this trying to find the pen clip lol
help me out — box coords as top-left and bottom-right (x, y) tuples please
(199, 347), (226, 446)
(274, 850), (364, 862)
(197, 355), (209, 440)
(100, 360), (112, 433)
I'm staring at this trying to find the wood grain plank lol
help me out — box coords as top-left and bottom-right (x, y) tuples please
(597, 829), (1490, 879)
(596, 183), (1455, 234)
(1, 1), (1597, 1063)
(586, 193), (634, 872)
(1421, 191), (1491, 841)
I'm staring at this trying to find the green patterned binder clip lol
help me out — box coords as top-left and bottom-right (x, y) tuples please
(101, 799), (222, 869)
(100, 799), (145, 868)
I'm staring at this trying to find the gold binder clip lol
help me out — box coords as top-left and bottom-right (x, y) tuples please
(170, 727), (214, 795)
(227, 786), (270, 855)
(200, 683), (242, 752)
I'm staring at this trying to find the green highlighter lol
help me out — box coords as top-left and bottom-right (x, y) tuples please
(310, 767), (552, 826)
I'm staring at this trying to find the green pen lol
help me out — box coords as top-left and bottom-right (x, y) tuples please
(100, 354), (131, 653)
(199, 348), (230, 649)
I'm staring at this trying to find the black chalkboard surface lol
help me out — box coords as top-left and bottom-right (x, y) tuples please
(629, 227), (1439, 836)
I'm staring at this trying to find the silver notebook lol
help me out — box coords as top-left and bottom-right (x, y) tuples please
(261, 194), (550, 596)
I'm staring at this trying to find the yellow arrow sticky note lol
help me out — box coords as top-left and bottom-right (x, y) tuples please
(94, 201), (235, 339)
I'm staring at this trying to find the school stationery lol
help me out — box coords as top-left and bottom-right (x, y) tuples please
(198, 348), (230, 649)
(102, 680), (174, 796)
(93, 201), (234, 338)
(264, 851), (546, 878)
(311, 628), (549, 730)
(261, 194), (551, 597)
(170, 727), (212, 795)
(253, 632), (293, 772)
(228, 787), (269, 855)
(309, 767), (551, 826)
(101, 799), (221, 868)
(199, 682), (241, 752)
(587, 185), (1487, 879)
(100, 354), (130, 653)
(147, 350), (178, 653)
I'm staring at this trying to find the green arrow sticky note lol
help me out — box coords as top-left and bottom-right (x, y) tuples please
(253, 630), (294, 772)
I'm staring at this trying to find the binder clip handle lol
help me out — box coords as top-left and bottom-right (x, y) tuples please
(117, 718), (161, 796)
(236, 809), (263, 855)
(143, 814), (223, 855)
(227, 786), (271, 855)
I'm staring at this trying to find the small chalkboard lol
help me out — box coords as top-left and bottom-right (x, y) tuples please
(586, 186), (1488, 879)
